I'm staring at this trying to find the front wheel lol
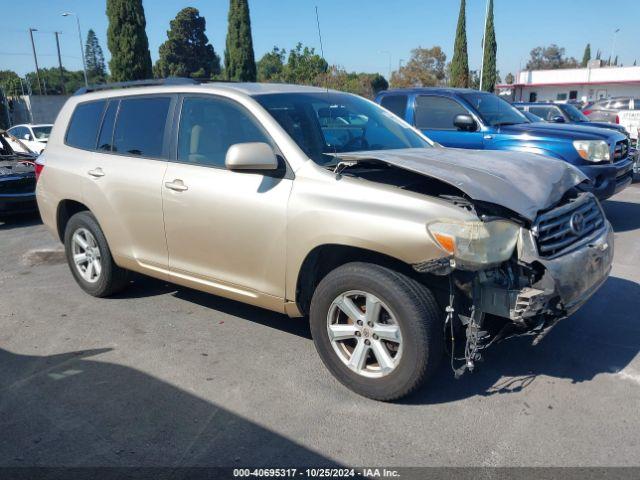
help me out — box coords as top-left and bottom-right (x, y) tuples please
(310, 262), (443, 401)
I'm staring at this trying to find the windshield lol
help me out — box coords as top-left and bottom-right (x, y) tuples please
(460, 92), (529, 126)
(254, 92), (431, 166)
(32, 126), (52, 140)
(559, 104), (589, 122)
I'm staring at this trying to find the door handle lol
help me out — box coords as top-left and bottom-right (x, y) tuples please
(164, 179), (188, 192)
(484, 135), (494, 140)
(88, 168), (105, 178)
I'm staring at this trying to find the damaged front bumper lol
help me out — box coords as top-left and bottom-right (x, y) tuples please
(476, 220), (613, 326)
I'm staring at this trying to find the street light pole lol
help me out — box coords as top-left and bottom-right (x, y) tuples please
(28, 28), (43, 95)
(63, 12), (89, 87)
(379, 50), (392, 81)
(610, 28), (620, 66)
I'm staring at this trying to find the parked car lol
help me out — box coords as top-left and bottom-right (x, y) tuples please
(376, 88), (634, 200)
(513, 102), (631, 137)
(521, 110), (546, 122)
(582, 97), (640, 124)
(0, 130), (38, 219)
(37, 80), (614, 401)
(7, 123), (53, 153)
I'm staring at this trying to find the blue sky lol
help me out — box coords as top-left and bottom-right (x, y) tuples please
(1, 0), (638, 79)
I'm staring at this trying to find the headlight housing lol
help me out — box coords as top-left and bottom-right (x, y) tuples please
(427, 219), (520, 270)
(573, 140), (610, 162)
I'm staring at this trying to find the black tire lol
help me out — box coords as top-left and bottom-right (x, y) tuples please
(64, 211), (129, 297)
(310, 262), (443, 401)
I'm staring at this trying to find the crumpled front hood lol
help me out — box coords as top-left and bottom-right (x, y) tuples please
(337, 147), (588, 221)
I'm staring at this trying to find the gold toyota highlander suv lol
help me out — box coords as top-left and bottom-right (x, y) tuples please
(36, 79), (614, 401)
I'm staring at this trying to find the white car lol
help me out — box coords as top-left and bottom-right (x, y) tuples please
(7, 124), (52, 153)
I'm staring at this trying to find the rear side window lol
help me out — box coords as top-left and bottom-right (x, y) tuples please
(65, 100), (106, 150)
(113, 97), (171, 158)
(380, 95), (408, 120)
(414, 96), (468, 130)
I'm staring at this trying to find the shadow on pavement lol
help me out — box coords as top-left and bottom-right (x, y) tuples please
(602, 199), (640, 233)
(0, 347), (335, 467)
(117, 272), (638, 406)
(404, 275), (640, 404)
(0, 213), (42, 231)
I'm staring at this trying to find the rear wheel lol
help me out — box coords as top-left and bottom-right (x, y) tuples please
(64, 211), (129, 297)
(310, 262), (443, 401)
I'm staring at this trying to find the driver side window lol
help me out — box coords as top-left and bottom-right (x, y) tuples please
(414, 96), (469, 130)
(178, 96), (272, 168)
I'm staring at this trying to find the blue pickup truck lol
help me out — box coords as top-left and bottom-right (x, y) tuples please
(375, 88), (634, 200)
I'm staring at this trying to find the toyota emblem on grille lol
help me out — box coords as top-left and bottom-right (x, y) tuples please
(569, 212), (585, 235)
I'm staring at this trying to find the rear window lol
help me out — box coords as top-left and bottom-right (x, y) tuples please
(112, 97), (171, 158)
(380, 95), (408, 120)
(66, 100), (107, 150)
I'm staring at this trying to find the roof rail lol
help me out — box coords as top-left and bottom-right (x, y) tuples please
(73, 77), (199, 96)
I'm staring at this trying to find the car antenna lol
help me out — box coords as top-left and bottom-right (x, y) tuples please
(315, 5), (343, 174)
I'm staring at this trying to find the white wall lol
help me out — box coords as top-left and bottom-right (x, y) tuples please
(517, 84), (640, 103)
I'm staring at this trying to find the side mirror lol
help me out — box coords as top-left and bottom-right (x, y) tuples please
(23, 133), (32, 141)
(551, 116), (566, 123)
(453, 114), (477, 132)
(225, 142), (278, 171)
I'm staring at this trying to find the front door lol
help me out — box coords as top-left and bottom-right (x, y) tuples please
(162, 95), (292, 301)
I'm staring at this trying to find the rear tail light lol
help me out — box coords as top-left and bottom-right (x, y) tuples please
(615, 115), (620, 124)
(583, 109), (592, 116)
(34, 160), (45, 181)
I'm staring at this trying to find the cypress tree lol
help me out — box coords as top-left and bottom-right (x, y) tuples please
(581, 43), (591, 67)
(106, 0), (153, 81)
(155, 8), (221, 79)
(450, 0), (469, 88)
(224, 0), (257, 81)
(480, 0), (496, 91)
(85, 29), (107, 80)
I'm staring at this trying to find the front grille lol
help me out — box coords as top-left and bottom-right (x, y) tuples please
(534, 194), (605, 258)
(614, 139), (629, 160)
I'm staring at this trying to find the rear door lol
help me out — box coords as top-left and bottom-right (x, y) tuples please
(78, 95), (174, 275)
(161, 94), (292, 300)
(413, 95), (484, 148)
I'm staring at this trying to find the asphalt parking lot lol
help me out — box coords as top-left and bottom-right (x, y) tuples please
(1, 184), (639, 468)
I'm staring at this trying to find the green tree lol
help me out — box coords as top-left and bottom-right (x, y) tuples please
(0, 70), (22, 97)
(154, 7), (221, 79)
(581, 43), (591, 67)
(450, 0), (469, 87)
(25, 68), (85, 95)
(480, 0), (497, 91)
(319, 67), (388, 99)
(224, 0), (256, 81)
(106, 0), (153, 81)
(505, 72), (515, 84)
(257, 47), (286, 82)
(391, 46), (446, 88)
(85, 29), (107, 82)
(284, 43), (328, 84)
(525, 44), (578, 70)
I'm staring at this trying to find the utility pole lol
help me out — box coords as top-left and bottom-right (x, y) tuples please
(62, 13), (89, 87)
(54, 32), (66, 94)
(479, 0), (490, 91)
(28, 28), (43, 95)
